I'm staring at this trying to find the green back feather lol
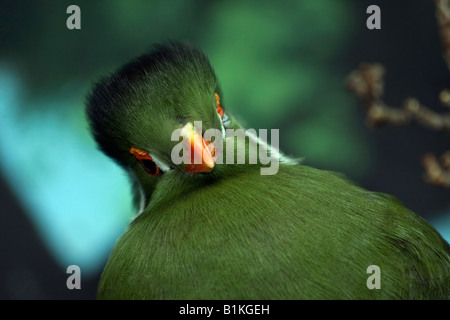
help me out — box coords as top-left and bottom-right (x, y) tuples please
(98, 163), (450, 299)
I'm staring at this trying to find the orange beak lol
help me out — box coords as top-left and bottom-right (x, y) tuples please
(180, 122), (216, 173)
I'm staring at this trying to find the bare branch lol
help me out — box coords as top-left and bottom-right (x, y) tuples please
(345, 64), (450, 131)
(404, 98), (450, 131)
(345, 1), (450, 189)
(345, 64), (385, 103)
(345, 64), (411, 127)
(423, 153), (450, 188)
(439, 89), (450, 108)
(436, 0), (450, 70)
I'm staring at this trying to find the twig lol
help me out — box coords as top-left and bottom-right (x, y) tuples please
(423, 153), (450, 188)
(436, 0), (450, 70)
(345, 1), (450, 189)
(346, 64), (450, 189)
(345, 64), (411, 127)
(404, 98), (450, 131)
(439, 89), (450, 108)
(345, 64), (450, 131)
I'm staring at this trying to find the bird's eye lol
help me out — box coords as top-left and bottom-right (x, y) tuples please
(129, 146), (160, 176)
(215, 93), (224, 119)
(140, 158), (159, 176)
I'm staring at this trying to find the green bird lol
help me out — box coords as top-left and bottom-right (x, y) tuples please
(85, 42), (450, 299)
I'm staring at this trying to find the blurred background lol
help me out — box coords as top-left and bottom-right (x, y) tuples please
(0, 0), (449, 299)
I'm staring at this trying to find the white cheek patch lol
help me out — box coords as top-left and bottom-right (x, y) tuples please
(149, 153), (172, 173)
(219, 111), (231, 139)
(222, 113), (230, 129)
(244, 129), (297, 165)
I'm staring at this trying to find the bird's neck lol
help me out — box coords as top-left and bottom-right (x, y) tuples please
(127, 130), (297, 215)
(127, 167), (159, 214)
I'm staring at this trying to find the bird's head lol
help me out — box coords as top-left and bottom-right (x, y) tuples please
(85, 42), (239, 210)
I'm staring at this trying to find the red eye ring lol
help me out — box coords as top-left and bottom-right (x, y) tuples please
(215, 93), (224, 119)
(130, 146), (160, 176)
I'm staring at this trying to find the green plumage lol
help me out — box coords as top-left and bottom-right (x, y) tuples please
(86, 42), (450, 300)
(98, 164), (449, 299)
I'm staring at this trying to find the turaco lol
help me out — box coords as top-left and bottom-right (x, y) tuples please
(85, 42), (450, 299)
